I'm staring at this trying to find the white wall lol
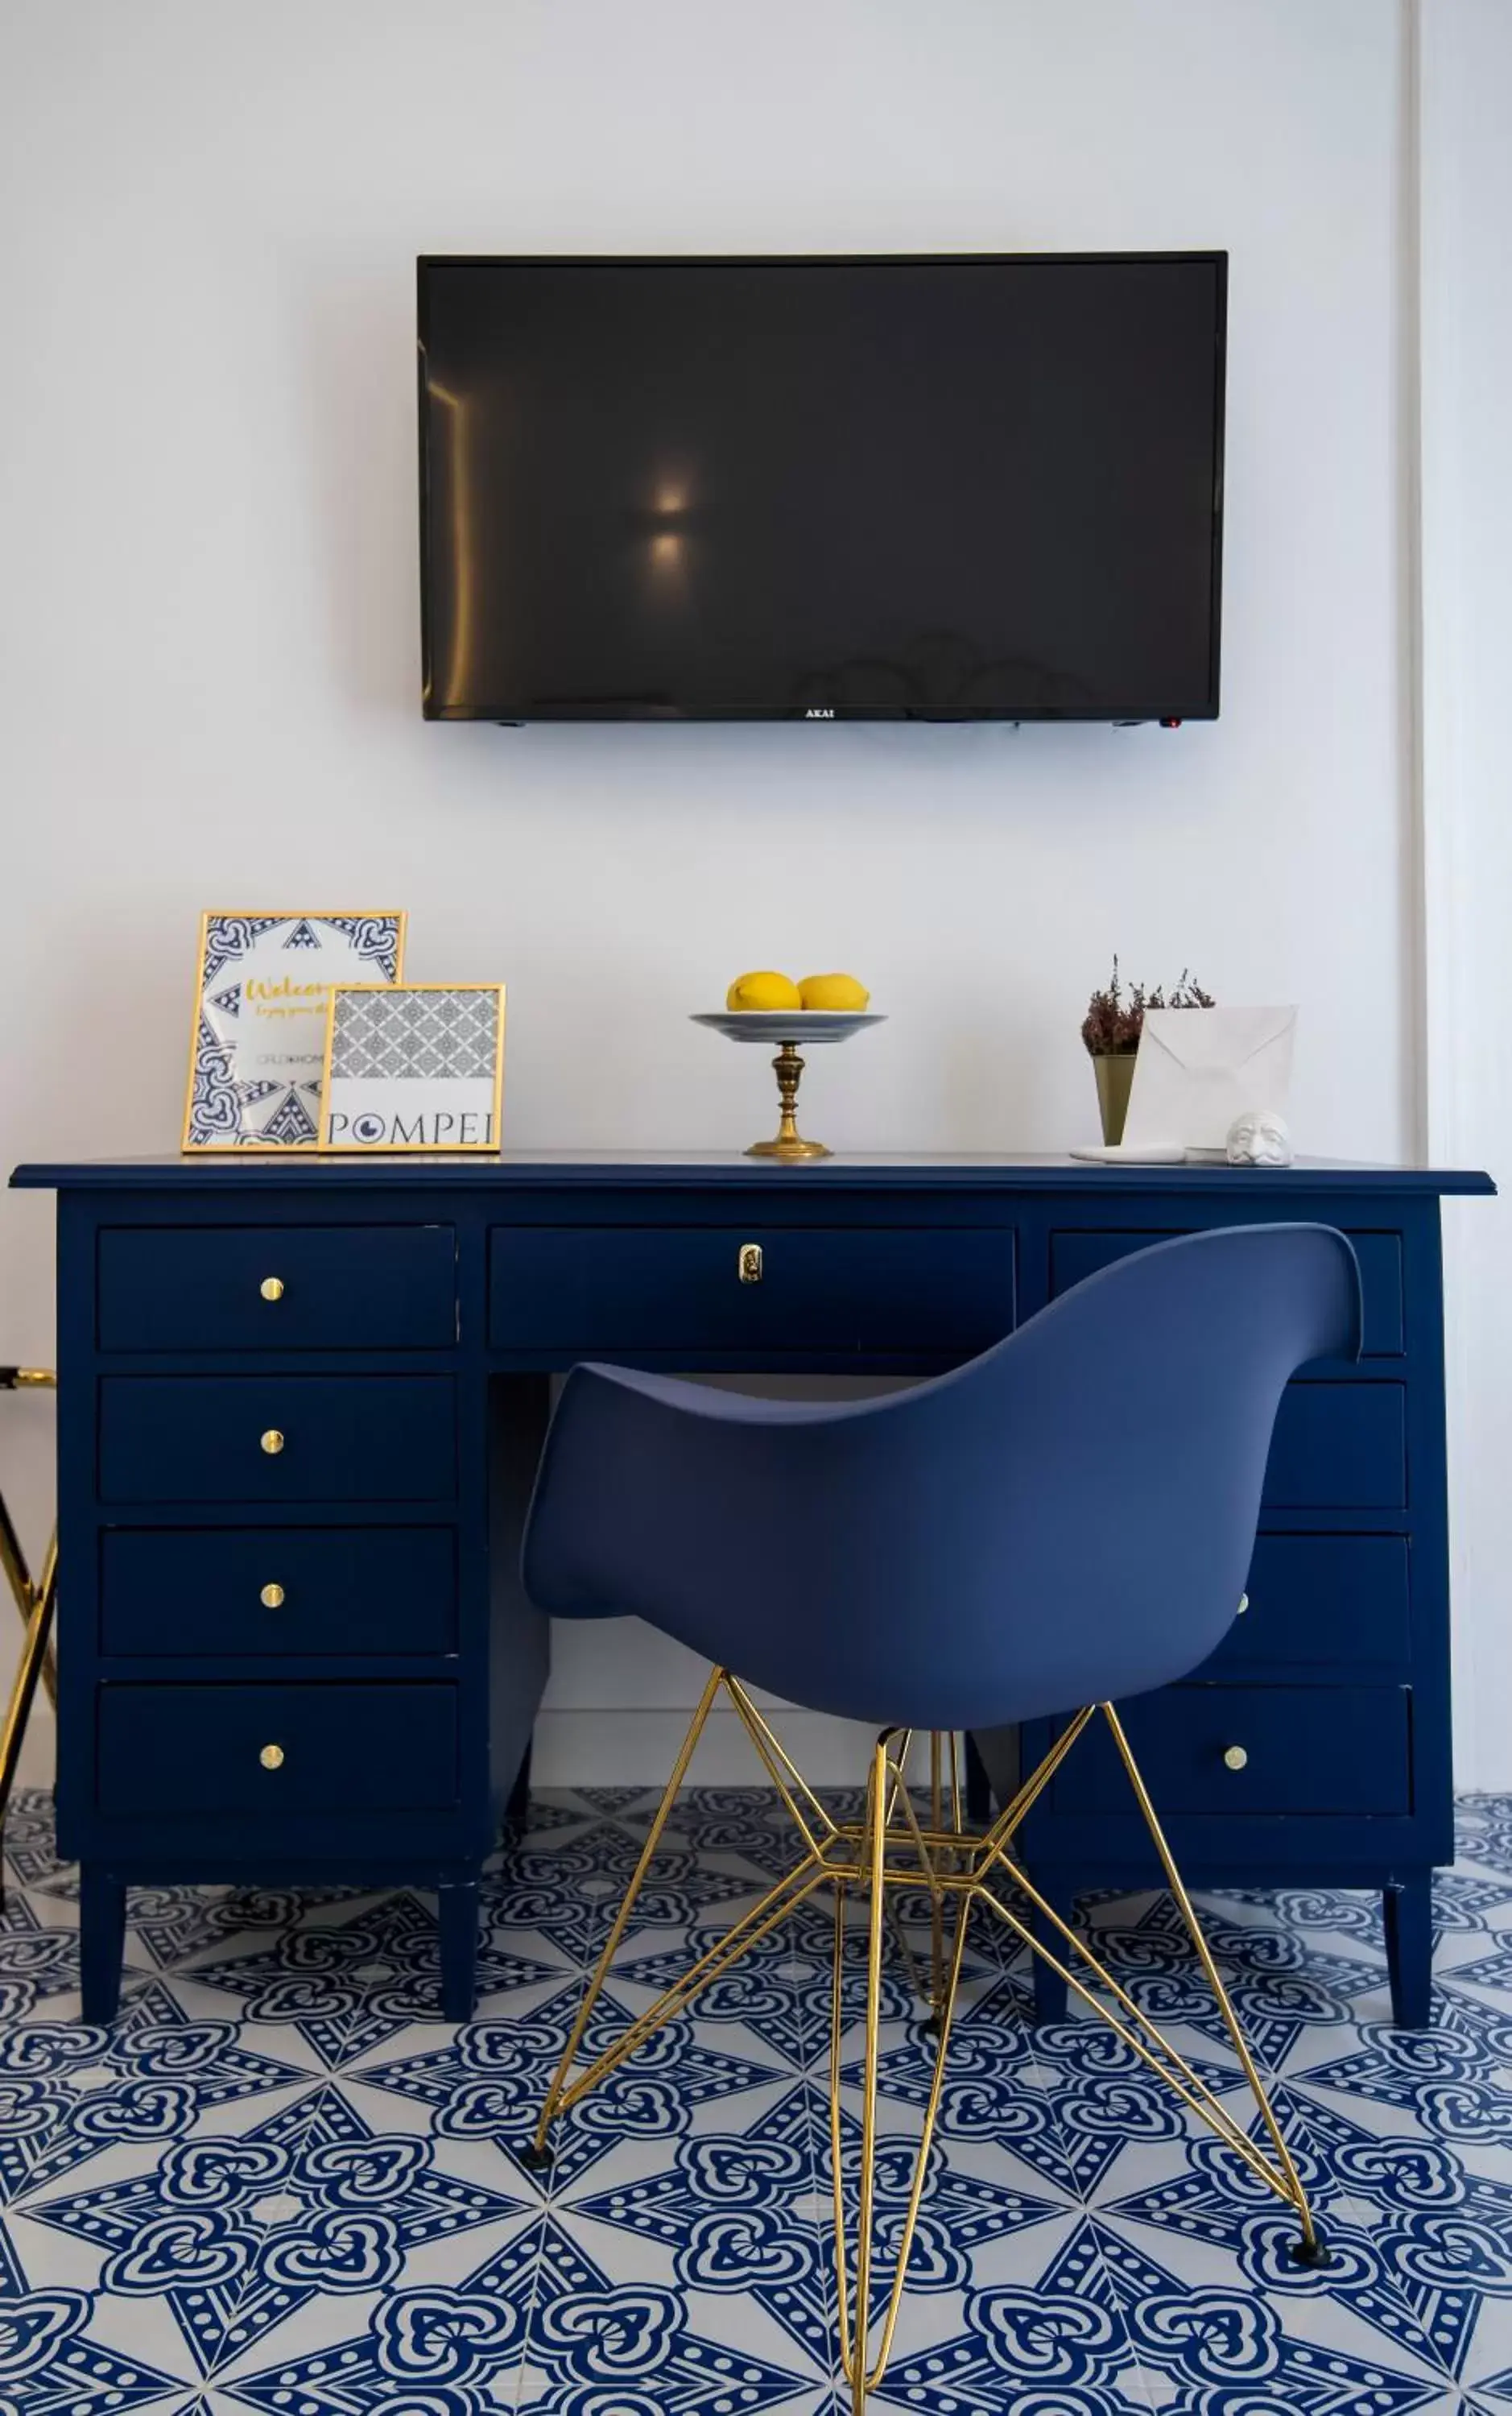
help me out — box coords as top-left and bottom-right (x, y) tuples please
(0, 0), (1451, 1784)
(1419, 0), (1512, 1798)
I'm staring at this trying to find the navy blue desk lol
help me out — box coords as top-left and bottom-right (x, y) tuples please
(9, 1150), (1492, 2026)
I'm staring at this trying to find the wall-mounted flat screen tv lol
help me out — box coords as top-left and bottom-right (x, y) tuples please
(418, 252), (1226, 723)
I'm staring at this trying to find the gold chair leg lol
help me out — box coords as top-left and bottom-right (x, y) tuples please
(928, 1732), (946, 2021)
(525, 1663), (728, 2168)
(1, 1535), (57, 1902)
(851, 1735), (887, 2402)
(526, 1665), (836, 2168)
(524, 1682), (1324, 2410)
(833, 1729), (973, 2409)
(1099, 1702), (1327, 2265)
(973, 1704), (1328, 2268)
(2, 1369), (58, 1712)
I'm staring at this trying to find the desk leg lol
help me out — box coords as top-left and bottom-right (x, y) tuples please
(1383, 1876), (1434, 2029)
(80, 1868), (126, 2024)
(1031, 1884), (1073, 2025)
(964, 1733), (994, 1826)
(438, 1880), (479, 2023)
(506, 1740), (533, 1827)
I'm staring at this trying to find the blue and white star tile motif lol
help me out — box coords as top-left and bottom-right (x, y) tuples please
(844, 1963), (1251, 2204)
(1433, 1939), (1512, 2001)
(1102, 2081), (1512, 2385)
(503, 1790), (602, 1840)
(878, 2213), (1448, 2415)
(1, 1788), (77, 1902)
(0, 1890), (89, 2023)
(1, 1786), (1512, 2407)
(357, 1979), (789, 2193)
(1288, 1992), (1512, 2147)
(609, 1918), (834, 2073)
(1074, 1886), (1390, 2066)
(1226, 1867), (1512, 1946)
(481, 1826), (770, 1967)
(567, 2083), (840, 2368)
(184, 1889), (566, 2067)
(0, 1981), (305, 2208)
(125, 1880), (364, 1971)
(1457, 1796), (1512, 1871)
(25, 2081), (525, 2380)
(576, 1785), (662, 1815)
(0, 2289), (185, 2415)
(229, 2213), (817, 2415)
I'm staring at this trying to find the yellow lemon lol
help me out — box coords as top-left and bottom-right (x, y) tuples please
(798, 973), (870, 1011)
(726, 970), (803, 1011)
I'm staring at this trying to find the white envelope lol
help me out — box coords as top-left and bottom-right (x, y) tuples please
(1122, 1006), (1298, 1152)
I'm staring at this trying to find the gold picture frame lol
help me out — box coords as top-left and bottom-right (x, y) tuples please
(181, 909), (407, 1152)
(316, 982), (506, 1155)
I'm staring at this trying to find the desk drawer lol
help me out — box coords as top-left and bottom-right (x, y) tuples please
(1050, 1227), (1404, 1359)
(1051, 1685), (1411, 1818)
(99, 1377), (456, 1504)
(101, 1527), (457, 1657)
(97, 1226), (457, 1353)
(489, 1227), (1015, 1355)
(1265, 1384), (1405, 1508)
(1197, 1533), (1411, 1676)
(97, 1682), (459, 1815)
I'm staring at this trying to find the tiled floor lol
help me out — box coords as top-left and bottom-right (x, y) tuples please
(3, 1786), (1512, 2414)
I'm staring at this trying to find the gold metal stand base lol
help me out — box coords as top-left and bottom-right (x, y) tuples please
(746, 1041), (830, 1160)
(746, 1134), (831, 1161)
(531, 1679), (1324, 2410)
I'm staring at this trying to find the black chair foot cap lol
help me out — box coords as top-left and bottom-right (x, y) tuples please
(518, 2141), (554, 2173)
(923, 2015), (943, 2041)
(1289, 2232), (1332, 2270)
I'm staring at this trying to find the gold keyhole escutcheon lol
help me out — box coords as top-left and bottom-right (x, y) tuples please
(259, 1743), (285, 1771)
(261, 1582), (285, 1609)
(260, 1276), (285, 1302)
(260, 1429), (285, 1456)
(738, 1243), (763, 1285)
(1223, 1744), (1249, 1773)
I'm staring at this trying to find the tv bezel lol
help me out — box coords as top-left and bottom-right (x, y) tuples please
(417, 250), (1228, 725)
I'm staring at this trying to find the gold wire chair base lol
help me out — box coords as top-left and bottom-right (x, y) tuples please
(531, 1669), (1327, 2408)
(1, 1370), (60, 1905)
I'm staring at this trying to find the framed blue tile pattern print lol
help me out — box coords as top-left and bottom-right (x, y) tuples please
(180, 909), (406, 1152)
(319, 982), (506, 1152)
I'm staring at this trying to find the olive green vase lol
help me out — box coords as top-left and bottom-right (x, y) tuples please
(1093, 1052), (1137, 1147)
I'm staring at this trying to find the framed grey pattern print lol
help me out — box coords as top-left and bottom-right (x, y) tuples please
(318, 983), (506, 1152)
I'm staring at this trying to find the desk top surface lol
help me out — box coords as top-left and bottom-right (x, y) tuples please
(9, 1150), (1497, 1196)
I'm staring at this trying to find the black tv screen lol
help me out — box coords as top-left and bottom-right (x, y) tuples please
(418, 253), (1225, 722)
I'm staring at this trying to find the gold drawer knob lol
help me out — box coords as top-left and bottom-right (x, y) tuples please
(260, 1429), (285, 1456)
(260, 1276), (285, 1302)
(1223, 1744), (1249, 1773)
(259, 1743), (285, 1771)
(738, 1242), (763, 1285)
(260, 1582), (286, 1609)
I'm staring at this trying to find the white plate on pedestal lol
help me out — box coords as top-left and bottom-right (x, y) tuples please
(1069, 1142), (1188, 1164)
(691, 1011), (886, 1045)
(692, 1010), (886, 1160)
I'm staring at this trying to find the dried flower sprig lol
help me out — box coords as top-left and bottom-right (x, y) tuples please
(1081, 958), (1216, 1057)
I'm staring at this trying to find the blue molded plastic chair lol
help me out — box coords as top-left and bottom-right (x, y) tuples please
(523, 1225), (1361, 2406)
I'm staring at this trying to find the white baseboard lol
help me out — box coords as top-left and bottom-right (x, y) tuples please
(530, 1704), (877, 1786)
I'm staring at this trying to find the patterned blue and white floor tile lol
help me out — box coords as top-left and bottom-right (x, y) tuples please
(3, 1785), (1512, 2413)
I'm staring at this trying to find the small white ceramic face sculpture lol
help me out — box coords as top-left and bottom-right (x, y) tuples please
(1226, 1108), (1294, 1168)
